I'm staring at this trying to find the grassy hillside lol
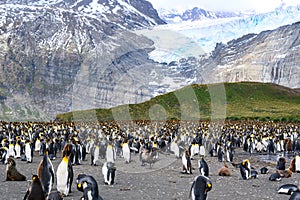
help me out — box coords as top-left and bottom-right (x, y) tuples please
(56, 82), (300, 122)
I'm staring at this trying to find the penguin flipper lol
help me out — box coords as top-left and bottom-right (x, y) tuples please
(50, 167), (55, 184)
(23, 188), (29, 200)
(189, 180), (195, 198)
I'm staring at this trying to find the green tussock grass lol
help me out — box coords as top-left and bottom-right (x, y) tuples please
(56, 82), (300, 122)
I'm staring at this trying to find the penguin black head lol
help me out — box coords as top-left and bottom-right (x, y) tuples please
(190, 175), (212, 200)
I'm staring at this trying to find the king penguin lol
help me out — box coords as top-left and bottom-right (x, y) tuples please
(122, 140), (131, 163)
(38, 151), (55, 196)
(102, 162), (116, 185)
(77, 174), (103, 200)
(189, 175), (212, 200)
(289, 187), (300, 200)
(106, 142), (116, 163)
(56, 144), (73, 196)
(25, 139), (32, 163)
(182, 149), (192, 174)
(295, 155), (300, 173)
(198, 157), (209, 177)
(240, 159), (251, 180)
(24, 175), (45, 200)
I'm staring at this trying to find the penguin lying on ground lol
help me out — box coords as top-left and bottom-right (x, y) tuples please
(269, 173), (282, 181)
(189, 175), (212, 200)
(102, 162), (116, 185)
(24, 175), (45, 200)
(277, 184), (298, 195)
(260, 167), (269, 174)
(198, 157), (209, 177)
(76, 174), (103, 200)
(6, 157), (26, 181)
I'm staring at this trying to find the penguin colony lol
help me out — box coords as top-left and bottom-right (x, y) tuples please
(0, 120), (300, 199)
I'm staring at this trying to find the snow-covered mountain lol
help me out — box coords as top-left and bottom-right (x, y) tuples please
(158, 7), (253, 23)
(138, 4), (300, 63)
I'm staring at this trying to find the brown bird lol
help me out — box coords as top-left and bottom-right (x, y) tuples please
(6, 158), (26, 181)
(218, 164), (231, 176)
(276, 168), (293, 178)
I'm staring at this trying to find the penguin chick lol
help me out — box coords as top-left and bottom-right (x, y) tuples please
(6, 158), (26, 181)
(276, 168), (293, 178)
(24, 175), (45, 200)
(189, 175), (212, 200)
(218, 164), (231, 176)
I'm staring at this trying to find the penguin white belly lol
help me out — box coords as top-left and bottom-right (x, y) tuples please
(35, 140), (41, 152)
(199, 145), (205, 157)
(15, 145), (21, 158)
(8, 145), (15, 157)
(56, 162), (69, 196)
(106, 147), (115, 163)
(122, 145), (130, 163)
(102, 163), (108, 183)
(25, 144), (32, 162)
(94, 146), (99, 163)
(182, 154), (188, 172)
(296, 157), (300, 172)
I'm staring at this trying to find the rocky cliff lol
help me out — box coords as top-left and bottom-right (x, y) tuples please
(200, 22), (300, 88)
(0, 0), (167, 121)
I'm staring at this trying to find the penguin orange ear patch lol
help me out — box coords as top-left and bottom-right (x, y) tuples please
(207, 183), (212, 188)
(78, 183), (81, 188)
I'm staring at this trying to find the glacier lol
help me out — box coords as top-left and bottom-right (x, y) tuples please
(136, 4), (300, 63)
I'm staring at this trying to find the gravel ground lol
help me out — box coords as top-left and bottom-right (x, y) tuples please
(0, 149), (299, 200)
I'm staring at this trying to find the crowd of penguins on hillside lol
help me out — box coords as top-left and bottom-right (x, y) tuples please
(1, 120), (300, 199)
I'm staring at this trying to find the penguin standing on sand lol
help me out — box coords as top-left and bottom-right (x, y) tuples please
(6, 157), (26, 181)
(106, 141), (116, 163)
(56, 144), (73, 196)
(91, 141), (99, 166)
(240, 159), (251, 180)
(77, 174), (103, 200)
(182, 149), (192, 174)
(0, 146), (9, 164)
(14, 139), (21, 158)
(24, 175), (45, 200)
(38, 151), (55, 196)
(122, 140), (131, 163)
(102, 162), (116, 185)
(25, 139), (33, 163)
(189, 175), (212, 200)
(295, 155), (300, 172)
(198, 157), (209, 177)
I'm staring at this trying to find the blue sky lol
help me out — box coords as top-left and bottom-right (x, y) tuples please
(148, 0), (297, 13)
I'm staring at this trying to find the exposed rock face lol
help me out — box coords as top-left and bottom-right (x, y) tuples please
(201, 22), (300, 89)
(0, 0), (166, 120)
